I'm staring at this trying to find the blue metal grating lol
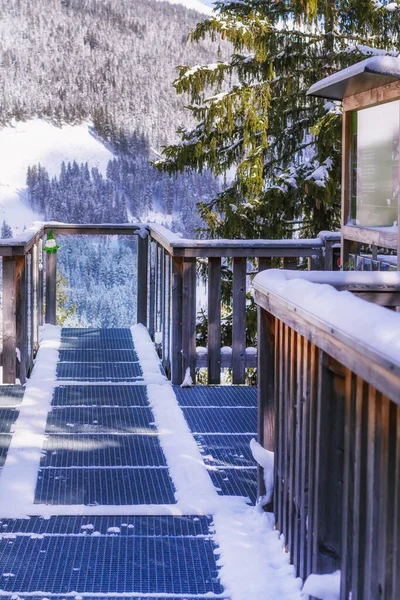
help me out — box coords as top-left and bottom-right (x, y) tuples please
(52, 385), (149, 407)
(34, 468), (176, 505)
(174, 385), (257, 407)
(59, 349), (139, 363)
(0, 597), (230, 600)
(56, 362), (143, 381)
(0, 516), (212, 537)
(41, 434), (166, 467)
(194, 434), (256, 468)
(0, 408), (19, 434)
(209, 468), (257, 504)
(0, 386), (25, 407)
(61, 328), (133, 339)
(0, 536), (223, 595)
(45, 407), (156, 434)
(181, 407), (257, 434)
(60, 338), (136, 350)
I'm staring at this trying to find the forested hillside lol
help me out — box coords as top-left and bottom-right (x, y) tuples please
(0, 0), (221, 149)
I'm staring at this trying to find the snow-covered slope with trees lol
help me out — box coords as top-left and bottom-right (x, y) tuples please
(0, 120), (113, 234)
(159, 0), (213, 15)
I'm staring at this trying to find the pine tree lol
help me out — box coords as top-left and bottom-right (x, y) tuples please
(157, 0), (400, 239)
(1, 219), (12, 238)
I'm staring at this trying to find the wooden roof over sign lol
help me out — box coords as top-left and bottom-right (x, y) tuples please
(307, 56), (400, 101)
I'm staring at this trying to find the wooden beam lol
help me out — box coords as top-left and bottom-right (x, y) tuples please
(342, 224), (398, 251)
(137, 235), (148, 326)
(2, 257), (17, 384)
(182, 258), (197, 382)
(343, 80), (400, 112)
(16, 256), (27, 384)
(45, 251), (57, 325)
(232, 257), (246, 384)
(208, 257), (221, 384)
(171, 257), (183, 385)
(257, 308), (275, 503)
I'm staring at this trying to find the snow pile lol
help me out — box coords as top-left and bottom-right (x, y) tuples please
(213, 506), (302, 600)
(250, 439), (274, 505)
(181, 366), (193, 387)
(302, 571), (341, 600)
(0, 325), (61, 517)
(0, 120), (113, 234)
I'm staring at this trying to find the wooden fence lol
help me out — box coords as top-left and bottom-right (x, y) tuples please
(254, 270), (400, 600)
(0, 222), (340, 385)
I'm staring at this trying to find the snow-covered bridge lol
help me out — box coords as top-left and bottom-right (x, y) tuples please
(0, 223), (399, 600)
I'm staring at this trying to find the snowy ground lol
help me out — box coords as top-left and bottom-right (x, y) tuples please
(0, 119), (114, 234)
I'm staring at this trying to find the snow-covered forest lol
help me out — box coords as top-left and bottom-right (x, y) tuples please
(0, 0), (225, 326)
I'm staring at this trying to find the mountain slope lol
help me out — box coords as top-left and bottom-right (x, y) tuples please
(0, 0), (223, 150)
(0, 120), (114, 233)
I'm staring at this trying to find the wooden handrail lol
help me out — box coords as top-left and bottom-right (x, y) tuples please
(254, 269), (400, 597)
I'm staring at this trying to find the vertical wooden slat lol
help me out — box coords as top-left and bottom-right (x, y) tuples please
(32, 243), (40, 353)
(45, 251), (57, 325)
(306, 343), (319, 576)
(288, 328), (297, 559)
(16, 255), (27, 384)
(162, 253), (171, 374)
(171, 257), (183, 385)
(136, 234), (148, 326)
(2, 257), (17, 384)
(27, 251), (34, 375)
(182, 258), (196, 381)
(155, 245), (161, 336)
(341, 109), (353, 270)
(299, 337), (310, 579)
(148, 242), (156, 339)
(276, 319), (284, 532)
(391, 405), (400, 598)
(208, 257), (221, 385)
(232, 257), (246, 384)
(282, 324), (290, 546)
(257, 308), (275, 501)
(38, 238), (44, 327)
(376, 393), (390, 599)
(283, 257), (298, 270)
(160, 250), (166, 367)
(340, 372), (356, 600)
(293, 331), (303, 574)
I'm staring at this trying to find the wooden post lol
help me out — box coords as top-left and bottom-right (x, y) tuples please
(38, 238), (44, 327)
(27, 251), (34, 376)
(257, 307), (275, 502)
(2, 257), (17, 384)
(232, 257), (246, 384)
(182, 258), (197, 382)
(32, 243), (40, 352)
(208, 257), (221, 384)
(341, 109), (353, 270)
(171, 257), (183, 385)
(137, 234), (148, 326)
(45, 251), (57, 325)
(16, 256), (27, 384)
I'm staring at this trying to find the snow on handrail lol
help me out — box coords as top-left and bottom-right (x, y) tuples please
(254, 269), (400, 379)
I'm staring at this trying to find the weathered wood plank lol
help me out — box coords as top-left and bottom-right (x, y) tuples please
(343, 79), (400, 112)
(232, 257), (246, 384)
(342, 224), (397, 251)
(182, 258), (197, 382)
(293, 331), (303, 574)
(32, 243), (40, 352)
(299, 337), (310, 579)
(27, 252), (34, 375)
(136, 235), (148, 326)
(148, 242), (156, 339)
(38, 239), (44, 327)
(171, 257), (183, 385)
(45, 251), (57, 325)
(208, 257), (221, 385)
(16, 256), (27, 384)
(2, 257), (17, 383)
(257, 309), (275, 502)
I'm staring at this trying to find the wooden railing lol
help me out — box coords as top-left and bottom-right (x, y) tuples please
(0, 223), (143, 384)
(0, 222), (341, 385)
(254, 270), (400, 599)
(143, 225), (341, 385)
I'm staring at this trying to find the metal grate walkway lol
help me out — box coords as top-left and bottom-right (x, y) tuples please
(0, 328), (260, 599)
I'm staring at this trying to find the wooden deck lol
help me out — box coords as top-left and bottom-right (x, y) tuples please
(0, 326), (264, 598)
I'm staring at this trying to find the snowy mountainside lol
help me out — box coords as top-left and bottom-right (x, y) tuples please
(0, 120), (113, 234)
(159, 0), (213, 14)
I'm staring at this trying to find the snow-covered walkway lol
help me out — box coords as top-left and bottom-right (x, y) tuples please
(0, 325), (302, 599)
